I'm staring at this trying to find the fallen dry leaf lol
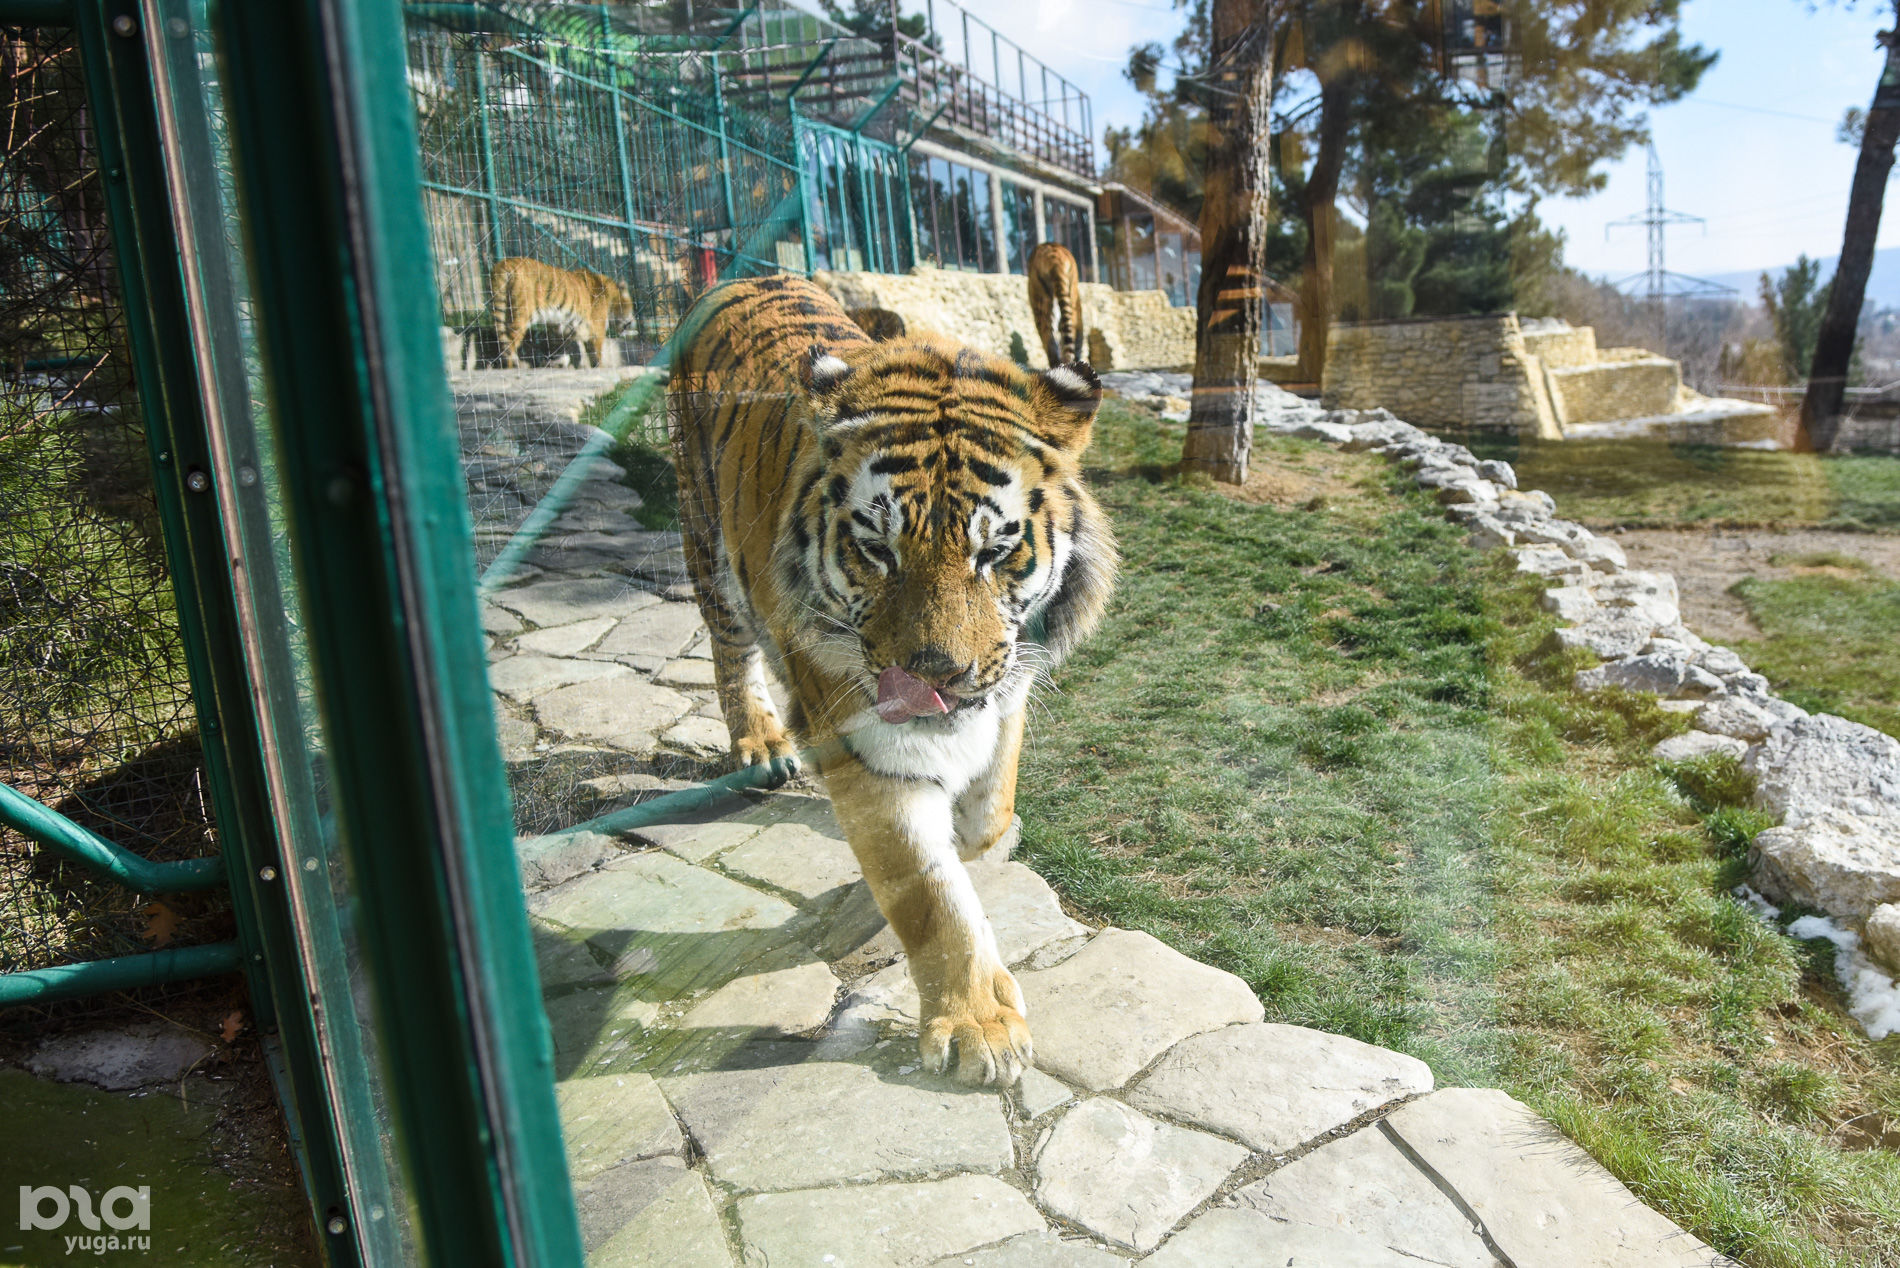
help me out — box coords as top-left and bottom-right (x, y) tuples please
(220, 1010), (246, 1043)
(139, 901), (181, 948)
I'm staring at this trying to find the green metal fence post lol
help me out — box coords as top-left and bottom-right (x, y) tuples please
(608, 86), (643, 316)
(471, 41), (505, 265)
(212, 0), (583, 1262)
(711, 66), (739, 253)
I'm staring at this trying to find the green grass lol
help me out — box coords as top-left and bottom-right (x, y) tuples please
(1462, 436), (1900, 529)
(581, 375), (678, 531)
(1016, 399), (1900, 1267)
(1729, 571), (1900, 740)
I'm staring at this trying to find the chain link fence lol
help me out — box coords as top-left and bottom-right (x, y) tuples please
(1, 25), (224, 983)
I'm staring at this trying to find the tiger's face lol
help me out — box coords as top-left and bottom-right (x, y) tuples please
(587, 270), (636, 334)
(779, 337), (1106, 727)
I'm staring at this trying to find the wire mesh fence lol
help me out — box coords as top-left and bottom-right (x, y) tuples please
(407, 4), (808, 359)
(0, 25), (225, 979)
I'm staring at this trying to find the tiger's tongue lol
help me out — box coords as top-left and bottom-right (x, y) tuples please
(876, 666), (951, 723)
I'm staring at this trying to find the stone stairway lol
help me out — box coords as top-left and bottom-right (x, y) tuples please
(468, 369), (1735, 1267)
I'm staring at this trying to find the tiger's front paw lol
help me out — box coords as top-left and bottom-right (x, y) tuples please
(732, 730), (800, 789)
(920, 963), (1032, 1087)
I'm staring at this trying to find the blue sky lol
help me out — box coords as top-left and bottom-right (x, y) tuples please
(934, 0), (1896, 282)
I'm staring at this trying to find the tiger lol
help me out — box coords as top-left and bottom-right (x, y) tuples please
(1025, 241), (1084, 370)
(488, 256), (633, 369)
(669, 274), (1116, 1087)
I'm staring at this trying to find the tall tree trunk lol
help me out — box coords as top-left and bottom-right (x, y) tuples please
(1183, 0), (1275, 484)
(1295, 79), (1351, 385)
(1800, 26), (1900, 452)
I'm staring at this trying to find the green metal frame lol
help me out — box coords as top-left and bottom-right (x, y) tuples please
(0, 782), (224, 893)
(211, 0), (583, 1262)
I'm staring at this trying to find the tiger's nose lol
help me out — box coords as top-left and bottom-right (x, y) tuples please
(905, 646), (971, 688)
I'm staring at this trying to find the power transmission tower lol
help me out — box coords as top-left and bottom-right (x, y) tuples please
(1606, 141), (1732, 309)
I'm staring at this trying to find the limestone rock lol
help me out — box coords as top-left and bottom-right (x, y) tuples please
(533, 917), (617, 991)
(1652, 731), (1748, 763)
(1015, 929), (1265, 1091)
(1465, 514), (1515, 552)
(481, 602), (524, 635)
(26, 1022), (214, 1091)
(529, 851), (800, 994)
(496, 713), (539, 762)
(1553, 613), (1660, 660)
(535, 674), (693, 751)
(1030, 1098), (1247, 1252)
(582, 1158), (733, 1267)
(662, 1058), (1012, 1191)
(1749, 807), (1900, 923)
(1128, 1022), (1432, 1154)
(492, 576), (659, 627)
(925, 1230), (1122, 1266)
(1232, 1125), (1497, 1267)
(1697, 646), (1750, 678)
(1694, 695), (1782, 742)
(1286, 420), (1355, 445)
(1570, 534), (1627, 572)
(1145, 1207), (1425, 1266)
(1587, 570), (1681, 628)
(1866, 904), (1900, 975)
(1538, 585), (1599, 623)
(628, 818), (763, 864)
(1745, 713), (1900, 823)
(1575, 653), (1723, 699)
(1477, 458), (1516, 489)
(1514, 545), (1587, 578)
(735, 1176), (1044, 1267)
(969, 858), (1092, 965)
(1382, 1088), (1733, 1268)
(557, 1073), (684, 1181)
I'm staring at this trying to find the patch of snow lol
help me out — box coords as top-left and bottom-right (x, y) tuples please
(1732, 885), (1781, 920)
(1787, 914), (1900, 1040)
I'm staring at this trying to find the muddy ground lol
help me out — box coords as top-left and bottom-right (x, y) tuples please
(1611, 527), (1900, 643)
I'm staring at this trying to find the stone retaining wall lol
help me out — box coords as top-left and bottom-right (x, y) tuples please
(1547, 355), (1682, 424)
(1321, 313), (1562, 439)
(813, 267), (1195, 371)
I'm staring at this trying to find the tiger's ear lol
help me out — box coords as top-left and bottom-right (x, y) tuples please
(796, 344), (859, 429)
(1030, 362), (1102, 453)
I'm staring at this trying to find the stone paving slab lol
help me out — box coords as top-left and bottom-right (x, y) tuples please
(596, 603), (707, 659)
(1144, 1206), (1424, 1267)
(734, 1176), (1046, 1267)
(926, 1230), (1123, 1266)
(530, 852), (802, 994)
(1015, 929), (1265, 1090)
(719, 822), (864, 904)
(1382, 1089), (1735, 1267)
(492, 576), (661, 628)
(1031, 1096), (1247, 1251)
(582, 1158), (734, 1268)
(534, 672), (694, 751)
(557, 1073), (684, 1181)
(1232, 1122), (1498, 1267)
(1129, 1021), (1433, 1154)
(678, 953), (841, 1038)
(662, 1057), (1014, 1192)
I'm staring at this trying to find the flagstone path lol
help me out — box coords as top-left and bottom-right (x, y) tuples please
(471, 370), (1736, 1267)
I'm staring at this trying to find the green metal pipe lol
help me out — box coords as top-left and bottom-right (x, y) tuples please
(0, 941), (243, 1007)
(0, 0), (72, 25)
(0, 781), (226, 894)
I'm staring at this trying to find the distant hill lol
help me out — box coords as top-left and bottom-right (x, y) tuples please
(1705, 245), (1900, 312)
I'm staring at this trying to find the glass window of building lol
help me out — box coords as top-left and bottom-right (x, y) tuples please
(1002, 182), (1037, 274)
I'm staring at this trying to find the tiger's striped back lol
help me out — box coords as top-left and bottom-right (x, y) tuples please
(488, 256), (633, 369)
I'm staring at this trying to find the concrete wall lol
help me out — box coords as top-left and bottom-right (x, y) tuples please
(813, 267), (1194, 371)
(1322, 313), (1561, 438)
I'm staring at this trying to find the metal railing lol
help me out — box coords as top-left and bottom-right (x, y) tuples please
(407, 6), (808, 352)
